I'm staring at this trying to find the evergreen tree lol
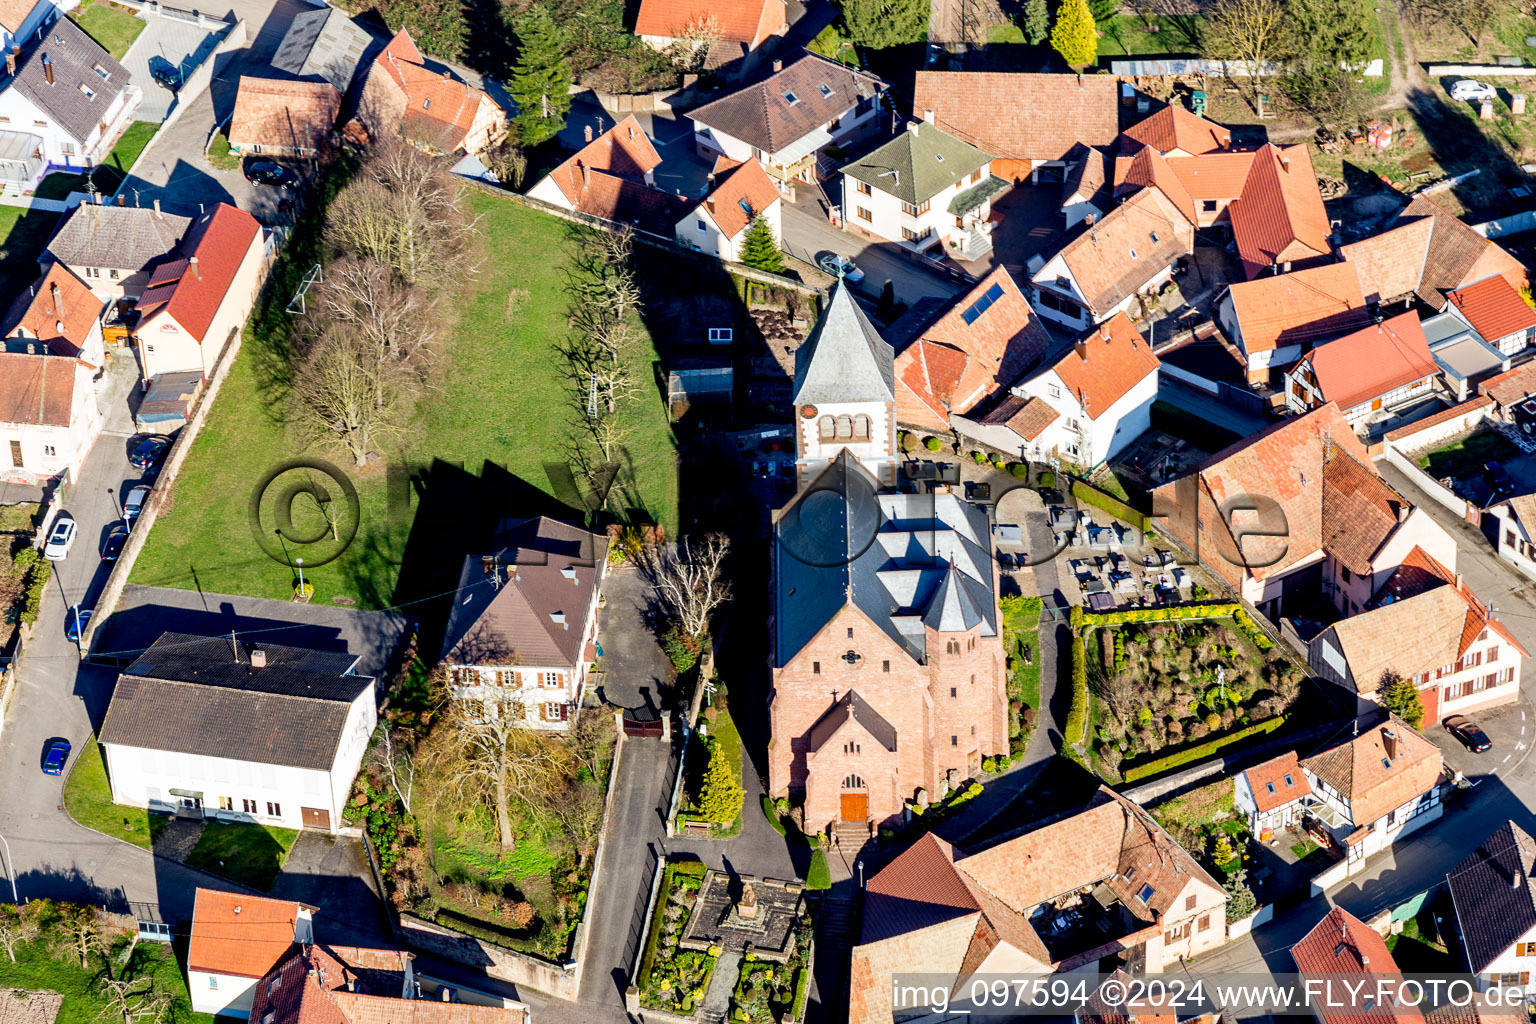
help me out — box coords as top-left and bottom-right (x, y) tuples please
(1088, 0), (1120, 24)
(840, 0), (929, 49)
(512, 5), (573, 148)
(697, 741), (744, 824)
(1281, 0), (1370, 124)
(1381, 675), (1425, 729)
(1023, 0), (1051, 44)
(1051, 0), (1099, 68)
(738, 215), (786, 273)
(1223, 872), (1259, 922)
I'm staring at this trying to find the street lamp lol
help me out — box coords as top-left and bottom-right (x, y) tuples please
(295, 557), (305, 594)
(107, 487), (120, 520)
(0, 830), (17, 902)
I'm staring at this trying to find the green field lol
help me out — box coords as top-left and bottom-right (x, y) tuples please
(186, 820), (299, 890)
(3, 936), (212, 1024)
(1418, 428), (1523, 480)
(69, 0), (145, 59)
(131, 192), (679, 611)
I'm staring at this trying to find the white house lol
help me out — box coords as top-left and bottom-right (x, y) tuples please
(97, 633), (377, 833)
(632, 0), (786, 65)
(840, 118), (1007, 262)
(688, 52), (885, 184)
(1450, 821), (1536, 994)
(0, 349), (98, 486)
(132, 203), (265, 383)
(440, 516), (609, 731)
(1217, 262), (1371, 386)
(1447, 275), (1536, 358)
(1283, 311), (1441, 431)
(1486, 493), (1536, 584)
(1233, 750), (1311, 838)
(1059, 142), (1107, 230)
(0, 16), (138, 192)
(676, 155), (782, 262)
(188, 890), (316, 1018)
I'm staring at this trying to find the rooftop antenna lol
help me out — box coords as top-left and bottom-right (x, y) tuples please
(230, 629), (239, 663)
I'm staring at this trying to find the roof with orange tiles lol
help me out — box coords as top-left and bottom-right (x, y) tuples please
(0, 353), (79, 427)
(367, 29), (503, 153)
(252, 945), (524, 1024)
(1083, 971), (1220, 1024)
(894, 267), (1053, 425)
(694, 156), (781, 239)
(1114, 146), (1196, 226)
(1164, 151), (1255, 205)
(1051, 312), (1160, 418)
(1481, 359), (1536, 408)
(1293, 907), (1419, 1024)
(634, 0), (784, 44)
(1396, 194), (1528, 307)
(229, 76), (341, 152)
(1319, 444), (1410, 575)
(1428, 1002), (1527, 1024)
(979, 393), (1060, 440)
(543, 115), (664, 206)
(3, 263), (102, 361)
(1448, 274), (1536, 343)
(136, 204), (262, 343)
(189, 889), (310, 979)
(1339, 217), (1434, 305)
(1300, 310), (1439, 413)
(912, 72), (1119, 165)
(1242, 751), (1311, 813)
(1302, 717), (1442, 829)
(1120, 105), (1234, 156)
(1224, 261), (1370, 354)
(1043, 186), (1194, 315)
(0, 0), (34, 31)
(1230, 145), (1332, 278)
(1062, 142), (1107, 205)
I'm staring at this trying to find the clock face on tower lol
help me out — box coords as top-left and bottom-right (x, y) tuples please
(800, 405), (818, 419)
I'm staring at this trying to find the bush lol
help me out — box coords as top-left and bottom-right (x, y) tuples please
(1010, 462), (1029, 478)
(805, 850), (831, 890)
(924, 436), (943, 452)
(1225, 873), (1259, 922)
(698, 743), (744, 824)
(1121, 716), (1287, 783)
(14, 546), (48, 625)
(972, 451), (988, 463)
(760, 794), (787, 836)
(662, 626), (705, 673)
(1064, 635), (1088, 748)
(899, 431), (915, 453)
(1039, 470), (1056, 488)
(1070, 478), (1148, 531)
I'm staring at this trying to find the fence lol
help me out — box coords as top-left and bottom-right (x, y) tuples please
(1427, 63), (1536, 76)
(1472, 210), (1536, 238)
(1112, 57), (1382, 77)
(1226, 903), (1273, 939)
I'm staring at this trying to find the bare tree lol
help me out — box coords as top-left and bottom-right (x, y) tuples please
(98, 972), (170, 1024)
(0, 903), (40, 962)
(1204, 0), (1295, 112)
(372, 726), (417, 814)
(311, 256), (440, 391)
(541, 779), (605, 867)
(669, 11), (720, 71)
(52, 904), (108, 970)
(290, 327), (405, 466)
(641, 534), (732, 639)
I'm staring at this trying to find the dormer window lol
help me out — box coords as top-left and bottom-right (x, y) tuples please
(783, 91), (799, 106)
(79, 83), (94, 100)
(818, 83), (832, 97)
(935, 153), (944, 162)
(1137, 884), (1155, 903)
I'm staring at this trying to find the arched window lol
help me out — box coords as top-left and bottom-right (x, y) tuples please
(836, 415), (853, 439)
(842, 774), (866, 790)
(853, 414), (871, 439)
(818, 415), (835, 440)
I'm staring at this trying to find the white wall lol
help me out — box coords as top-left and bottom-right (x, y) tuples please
(135, 225), (264, 382)
(677, 196), (782, 262)
(1490, 504), (1536, 583)
(796, 398), (895, 488)
(525, 174), (571, 210)
(844, 156), (993, 251)
(0, 360), (100, 485)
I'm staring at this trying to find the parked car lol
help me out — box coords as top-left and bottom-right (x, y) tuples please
(1445, 714), (1492, 753)
(148, 56), (182, 91)
(43, 515), (76, 560)
(101, 523), (128, 561)
(42, 738), (70, 775)
(128, 434), (171, 475)
(1485, 461), (1517, 496)
(1450, 79), (1497, 102)
(123, 486), (150, 523)
(816, 252), (865, 283)
(245, 161), (301, 189)
(65, 605), (91, 643)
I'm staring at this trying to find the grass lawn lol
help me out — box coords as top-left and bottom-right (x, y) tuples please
(185, 820), (299, 891)
(1418, 428), (1522, 479)
(987, 23), (1025, 43)
(68, 0), (145, 59)
(1099, 14), (1205, 56)
(0, 501), (41, 531)
(208, 130), (240, 171)
(131, 192), (680, 611)
(34, 121), (158, 200)
(5, 936), (213, 1024)
(1386, 913), (1459, 972)
(1291, 838), (1319, 859)
(0, 205), (64, 298)
(62, 736), (169, 850)
(807, 23), (859, 66)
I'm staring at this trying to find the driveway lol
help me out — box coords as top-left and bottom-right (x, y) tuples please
(779, 193), (965, 306)
(119, 13), (220, 122)
(268, 831), (390, 946)
(593, 565), (673, 719)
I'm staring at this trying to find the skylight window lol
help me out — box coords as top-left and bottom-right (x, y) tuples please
(935, 153), (945, 162)
(1137, 884), (1155, 903)
(819, 83), (833, 98)
(783, 91), (799, 106)
(960, 282), (1004, 325)
(92, 63), (108, 79)
(1382, 757), (1393, 769)
(737, 198), (753, 216)
(1150, 230), (1160, 242)
(1129, 248), (1138, 259)
(78, 83), (94, 99)
(1265, 782), (1275, 794)
(423, 98), (431, 109)
(1284, 774), (1294, 786)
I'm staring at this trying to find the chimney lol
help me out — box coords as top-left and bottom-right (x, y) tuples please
(42, 55), (51, 85)
(1279, 154), (1291, 172)
(441, 988), (453, 1002)
(4, 50), (12, 76)
(1455, 571), (1463, 589)
(190, 255), (200, 279)
(153, 198), (161, 217)
(482, 555), (495, 575)
(583, 124), (593, 143)
(772, 59), (782, 72)
(579, 161), (590, 188)
(250, 649), (268, 668)
(1381, 728), (1398, 762)
(1514, 869), (1524, 891)
(922, 108), (934, 124)
(705, 196), (715, 214)
(627, 124), (634, 139)
(115, 193), (124, 206)
(50, 282), (60, 310)
(1075, 339), (1088, 361)
(907, 119), (920, 135)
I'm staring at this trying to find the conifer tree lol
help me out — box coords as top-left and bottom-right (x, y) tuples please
(1051, 0), (1099, 68)
(739, 215), (786, 273)
(1023, 0), (1051, 44)
(697, 741), (744, 824)
(512, 5), (573, 147)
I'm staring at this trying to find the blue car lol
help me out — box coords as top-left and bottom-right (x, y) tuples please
(65, 605), (91, 643)
(42, 739), (70, 775)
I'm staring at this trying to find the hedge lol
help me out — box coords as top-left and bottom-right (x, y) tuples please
(1081, 602), (1274, 651)
(759, 794), (788, 837)
(636, 859), (706, 991)
(791, 964), (812, 1021)
(1071, 478), (1148, 532)
(1064, 634), (1088, 750)
(1121, 716), (1288, 783)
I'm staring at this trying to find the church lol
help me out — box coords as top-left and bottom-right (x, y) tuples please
(767, 282), (1010, 836)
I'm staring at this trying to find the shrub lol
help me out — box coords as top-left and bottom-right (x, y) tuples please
(805, 850), (831, 890)
(899, 432), (915, 453)
(1225, 873), (1259, 922)
(662, 626), (705, 673)
(981, 756), (996, 773)
(698, 742), (744, 824)
(509, 901), (535, 927)
(972, 451), (988, 463)
(1070, 478), (1147, 531)
(760, 794), (787, 836)
(1064, 635), (1088, 748)
(15, 546), (48, 625)
(1010, 463), (1029, 478)
(1039, 470), (1056, 488)
(924, 436), (942, 452)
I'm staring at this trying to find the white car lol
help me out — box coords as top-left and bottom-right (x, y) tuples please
(1450, 79), (1497, 102)
(42, 516), (76, 560)
(123, 485), (151, 523)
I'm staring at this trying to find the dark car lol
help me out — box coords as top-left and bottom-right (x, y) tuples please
(245, 161), (300, 189)
(148, 57), (182, 91)
(101, 523), (128, 561)
(42, 738), (70, 775)
(128, 434), (170, 474)
(1445, 714), (1492, 753)
(1485, 461), (1518, 496)
(65, 605), (91, 643)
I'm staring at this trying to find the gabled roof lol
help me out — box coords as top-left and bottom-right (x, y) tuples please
(1040, 186), (1193, 316)
(536, 115), (690, 233)
(229, 76), (341, 151)
(634, 0), (783, 46)
(794, 280), (894, 405)
(1339, 218), (1434, 305)
(1061, 142), (1107, 206)
(189, 889), (312, 979)
(978, 393), (1059, 440)
(1318, 443), (1410, 575)
(1293, 907), (1418, 1024)
(545, 115), (663, 202)
(46, 203), (191, 273)
(271, 6), (372, 91)
(841, 121), (991, 206)
(806, 690), (897, 753)
(3, 262), (101, 360)
(1224, 262), (1370, 354)
(4, 17), (129, 146)
(694, 156), (779, 239)
(912, 72), (1119, 165)
(1120, 104), (1233, 156)
(1481, 358), (1536, 407)
(440, 517), (609, 669)
(136, 204), (262, 342)
(1230, 145), (1332, 278)
(1164, 151), (1256, 205)
(366, 29), (503, 153)
(1051, 311), (1160, 418)
(0, 0), (36, 33)
(893, 266), (1052, 424)
(0, 351), (75, 426)
(1396, 194), (1528, 308)
(1241, 751), (1311, 812)
(1301, 310), (1439, 412)
(1114, 145), (1196, 226)
(1449, 821), (1536, 973)
(689, 52), (884, 155)
(1301, 715), (1442, 826)
(1448, 274), (1536, 342)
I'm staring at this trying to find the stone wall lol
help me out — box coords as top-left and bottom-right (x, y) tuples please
(399, 914), (579, 1003)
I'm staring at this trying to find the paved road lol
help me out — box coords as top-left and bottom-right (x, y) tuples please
(779, 195), (967, 307)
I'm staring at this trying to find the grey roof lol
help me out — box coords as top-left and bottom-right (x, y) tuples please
(773, 451), (998, 666)
(45, 204), (190, 272)
(806, 690), (897, 753)
(689, 50), (885, 155)
(792, 280), (893, 405)
(5, 17), (129, 146)
(99, 632), (374, 770)
(1448, 820), (1536, 972)
(270, 7), (371, 92)
(841, 121), (991, 206)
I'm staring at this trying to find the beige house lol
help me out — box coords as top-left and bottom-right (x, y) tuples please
(43, 202), (190, 301)
(0, 351), (100, 486)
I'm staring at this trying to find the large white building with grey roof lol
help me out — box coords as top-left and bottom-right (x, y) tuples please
(270, 6), (371, 92)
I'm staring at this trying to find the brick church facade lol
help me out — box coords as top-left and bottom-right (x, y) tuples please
(768, 283), (1009, 835)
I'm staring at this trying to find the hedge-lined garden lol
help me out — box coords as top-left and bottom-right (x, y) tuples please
(638, 860), (715, 1016)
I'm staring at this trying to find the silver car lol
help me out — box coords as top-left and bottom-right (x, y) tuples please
(43, 516), (76, 560)
(123, 485), (151, 524)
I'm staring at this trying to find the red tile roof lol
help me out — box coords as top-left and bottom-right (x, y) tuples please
(1448, 274), (1536, 343)
(0, 353), (78, 427)
(1302, 310), (1439, 413)
(1481, 358), (1536, 407)
(1120, 105), (1233, 156)
(1225, 262), (1370, 354)
(1051, 311), (1160, 418)
(1301, 718), (1442, 828)
(3, 263), (101, 361)
(189, 889), (308, 979)
(1114, 146), (1196, 226)
(1293, 907), (1419, 1024)
(229, 76), (341, 152)
(634, 0), (784, 46)
(1230, 144), (1332, 278)
(546, 115), (663, 206)
(366, 29), (503, 154)
(979, 393), (1059, 440)
(1340, 218), (1434, 304)
(912, 72), (1119, 165)
(697, 156), (780, 239)
(1242, 751), (1311, 812)
(1398, 194), (1528, 307)
(136, 204), (261, 343)
(1164, 151), (1255, 206)
(1318, 443), (1409, 575)
(1046, 186), (1194, 316)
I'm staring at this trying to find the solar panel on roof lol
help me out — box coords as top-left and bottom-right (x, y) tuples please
(960, 282), (1004, 325)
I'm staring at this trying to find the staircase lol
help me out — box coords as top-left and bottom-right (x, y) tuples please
(956, 226), (994, 261)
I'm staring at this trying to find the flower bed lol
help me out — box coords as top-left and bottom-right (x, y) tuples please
(730, 950), (809, 1023)
(639, 860), (713, 1014)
